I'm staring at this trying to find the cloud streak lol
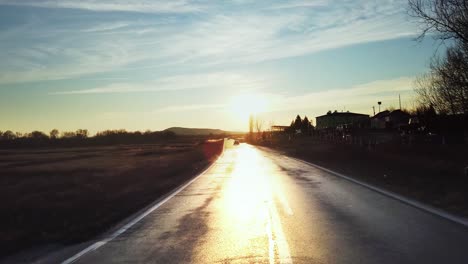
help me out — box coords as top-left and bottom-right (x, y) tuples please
(51, 72), (270, 94)
(0, 0), (415, 86)
(0, 0), (203, 13)
(268, 0), (329, 10)
(157, 104), (225, 112)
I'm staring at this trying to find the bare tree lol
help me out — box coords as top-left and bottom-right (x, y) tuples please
(410, 0), (468, 114)
(415, 73), (448, 113)
(408, 0), (468, 43)
(415, 44), (468, 114)
(249, 114), (254, 139)
(255, 116), (264, 134)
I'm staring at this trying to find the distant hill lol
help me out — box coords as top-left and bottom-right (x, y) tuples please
(164, 127), (240, 136)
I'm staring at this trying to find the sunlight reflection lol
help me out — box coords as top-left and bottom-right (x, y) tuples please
(214, 144), (293, 263)
(199, 144), (295, 262)
(224, 145), (271, 220)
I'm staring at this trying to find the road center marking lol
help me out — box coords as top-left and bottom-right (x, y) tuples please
(266, 208), (275, 264)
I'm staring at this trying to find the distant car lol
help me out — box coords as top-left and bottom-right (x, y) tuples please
(233, 140), (240, 145)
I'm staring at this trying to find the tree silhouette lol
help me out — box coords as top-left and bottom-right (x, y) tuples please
(50, 129), (59, 139)
(3, 130), (16, 140)
(62, 131), (77, 138)
(76, 129), (89, 139)
(408, 0), (468, 43)
(415, 44), (468, 114)
(255, 117), (264, 134)
(294, 115), (302, 131)
(409, 0), (468, 114)
(30, 131), (48, 139)
(302, 116), (311, 134)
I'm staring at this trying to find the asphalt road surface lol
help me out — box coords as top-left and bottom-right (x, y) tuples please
(64, 144), (468, 264)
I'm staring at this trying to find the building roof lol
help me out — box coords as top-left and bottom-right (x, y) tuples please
(372, 110), (390, 119)
(372, 109), (410, 119)
(316, 111), (369, 119)
(390, 109), (411, 117)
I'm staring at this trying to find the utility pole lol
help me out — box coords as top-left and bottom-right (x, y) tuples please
(372, 106), (375, 116)
(399, 94), (402, 110)
(378, 101), (382, 113)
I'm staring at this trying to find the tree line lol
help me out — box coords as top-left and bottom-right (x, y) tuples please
(0, 129), (177, 148)
(286, 115), (314, 135)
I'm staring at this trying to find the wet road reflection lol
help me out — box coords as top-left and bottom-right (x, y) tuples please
(69, 143), (468, 264)
(212, 144), (292, 264)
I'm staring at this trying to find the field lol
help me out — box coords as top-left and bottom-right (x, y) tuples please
(0, 139), (223, 259)
(260, 136), (468, 218)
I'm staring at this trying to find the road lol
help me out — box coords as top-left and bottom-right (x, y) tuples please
(64, 144), (468, 264)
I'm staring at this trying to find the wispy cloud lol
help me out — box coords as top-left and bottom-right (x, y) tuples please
(0, 0), (203, 13)
(51, 72), (270, 94)
(0, 0), (415, 86)
(268, 0), (328, 10)
(82, 22), (130, 33)
(157, 104), (225, 112)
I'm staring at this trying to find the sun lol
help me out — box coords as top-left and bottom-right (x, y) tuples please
(229, 94), (268, 121)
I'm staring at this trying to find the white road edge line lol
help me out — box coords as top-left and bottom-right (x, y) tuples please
(284, 155), (468, 228)
(62, 146), (225, 264)
(269, 200), (293, 264)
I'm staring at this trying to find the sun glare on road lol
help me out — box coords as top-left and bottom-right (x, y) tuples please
(224, 145), (271, 221)
(214, 144), (292, 263)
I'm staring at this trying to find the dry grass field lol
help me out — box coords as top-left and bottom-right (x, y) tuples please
(0, 139), (223, 258)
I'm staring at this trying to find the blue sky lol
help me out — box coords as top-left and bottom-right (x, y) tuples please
(0, 0), (442, 133)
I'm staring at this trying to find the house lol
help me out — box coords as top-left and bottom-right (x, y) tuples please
(316, 111), (369, 129)
(371, 110), (390, 129)
(371, 110), (411, 129)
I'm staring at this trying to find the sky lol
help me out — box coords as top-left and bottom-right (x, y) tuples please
(0, 0), (444, 134)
